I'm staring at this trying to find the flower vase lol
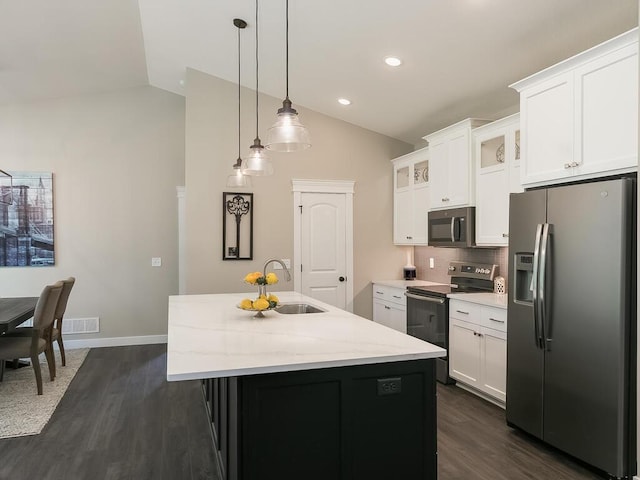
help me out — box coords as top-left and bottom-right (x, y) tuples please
(258, 284), (267, 298)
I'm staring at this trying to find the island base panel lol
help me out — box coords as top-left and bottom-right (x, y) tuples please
(202, 359), (437, 480)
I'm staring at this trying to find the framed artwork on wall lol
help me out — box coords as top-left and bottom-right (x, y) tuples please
(223, 192), (253, 260)
(0, 171), (55, 267)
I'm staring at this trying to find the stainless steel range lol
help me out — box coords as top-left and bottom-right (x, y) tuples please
(405, 261), (498, 384)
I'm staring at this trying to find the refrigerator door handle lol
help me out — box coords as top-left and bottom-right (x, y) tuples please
(532, 223), (544, 348)
(539, 223), (551, 350)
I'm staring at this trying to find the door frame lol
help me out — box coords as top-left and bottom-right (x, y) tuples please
(292, 179), (355, 312)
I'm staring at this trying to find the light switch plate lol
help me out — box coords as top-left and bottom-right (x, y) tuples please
(429, 258), (435, 269)
(151, 257), (162, 267)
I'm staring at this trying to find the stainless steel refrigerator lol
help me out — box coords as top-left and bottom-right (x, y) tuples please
(507, 177), (636, 479)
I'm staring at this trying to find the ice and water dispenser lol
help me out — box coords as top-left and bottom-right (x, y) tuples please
(514, 253), (534, 304)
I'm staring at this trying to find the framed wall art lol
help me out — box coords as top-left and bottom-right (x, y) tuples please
(223, 192), (253, 260)
(0, 171), (55, 267)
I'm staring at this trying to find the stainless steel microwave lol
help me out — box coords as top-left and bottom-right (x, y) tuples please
(428, 207), (475, 247)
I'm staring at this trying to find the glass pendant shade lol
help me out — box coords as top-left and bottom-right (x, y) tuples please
(242, 139), (273, 176)
(266, 99), (311, 152)
(226, 160), (251, 187)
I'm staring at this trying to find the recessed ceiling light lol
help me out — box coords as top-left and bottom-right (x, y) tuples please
(384, 56), (402, 67)
(338, 98), (351, 106)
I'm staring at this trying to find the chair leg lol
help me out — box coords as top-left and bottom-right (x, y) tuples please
(31, 354), (43, 395)
(57, 336), (66, 367)
(44, 345), (55, 381)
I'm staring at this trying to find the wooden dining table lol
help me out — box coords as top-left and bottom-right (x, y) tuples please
(0, 297), (39, 335)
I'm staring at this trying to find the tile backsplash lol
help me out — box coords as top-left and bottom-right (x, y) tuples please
(414, 246), (509, 291)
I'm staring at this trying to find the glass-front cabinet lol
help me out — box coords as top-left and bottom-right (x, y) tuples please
(392, 148), (430, 245)
(473, 113), (522, 246)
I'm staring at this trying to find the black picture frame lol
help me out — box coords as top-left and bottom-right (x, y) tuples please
(223, 192), (253, 260)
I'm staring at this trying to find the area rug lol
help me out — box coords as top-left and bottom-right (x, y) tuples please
(0, 348), (89, 439)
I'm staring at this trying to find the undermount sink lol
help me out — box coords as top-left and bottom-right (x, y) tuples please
(275, 303), (326, 314)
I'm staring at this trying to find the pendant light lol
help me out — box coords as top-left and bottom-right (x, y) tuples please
(242, 0), (273, 176)
(265, 0), (311, 152)
(226, 18), (251, 188)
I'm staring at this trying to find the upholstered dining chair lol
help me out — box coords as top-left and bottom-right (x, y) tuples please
(0, 281), (63, 395)
(51, 277), (75, 367)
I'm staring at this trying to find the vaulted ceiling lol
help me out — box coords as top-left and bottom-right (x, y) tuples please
(1, 0), (637, 144)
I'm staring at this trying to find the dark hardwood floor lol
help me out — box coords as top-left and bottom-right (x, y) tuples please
(0, 345), (608, 479)
(0, 344), (218, 480)
(437, 383), (605, 480)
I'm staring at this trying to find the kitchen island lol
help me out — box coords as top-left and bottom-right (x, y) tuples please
(167, 291), (446, 480)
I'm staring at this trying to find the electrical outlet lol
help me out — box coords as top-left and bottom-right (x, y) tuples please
(151, 257), (162, 267)
(273, 259), (291, 269)
(377, 377), (402, 396)
(429, 257), (435, 269)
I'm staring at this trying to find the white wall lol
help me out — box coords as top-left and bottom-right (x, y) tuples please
(0, 86), (185, 341)
(184, 68), (413, 319)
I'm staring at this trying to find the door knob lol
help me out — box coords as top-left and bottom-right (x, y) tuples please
(339, 276), (346, 282)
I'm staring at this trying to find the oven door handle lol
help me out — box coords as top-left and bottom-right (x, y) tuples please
(404, 292), (445, 304)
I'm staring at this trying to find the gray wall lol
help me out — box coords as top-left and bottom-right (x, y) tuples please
(184, 68), (412, 319)
(0, 86), (185, 341)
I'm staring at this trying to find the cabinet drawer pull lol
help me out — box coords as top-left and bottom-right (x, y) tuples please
(489, 317), (505, 323)
(392, 295), (402, 299)
(384, 305), (391, 310)
(375, 291), (384, 294)
(456, 310), (469, 315)
(442, 197), (450, 202)
(406, 236), (413, 239)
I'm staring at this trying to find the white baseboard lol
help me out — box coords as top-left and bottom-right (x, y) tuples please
(60, 335), (168, 350)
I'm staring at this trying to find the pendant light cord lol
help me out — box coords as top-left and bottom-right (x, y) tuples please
(255, 0), (259, 140)
(237, 24), (241, 160)
(285, 0), (289, 100)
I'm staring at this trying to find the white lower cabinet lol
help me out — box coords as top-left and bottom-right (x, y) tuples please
(372, 284), (406, 333)
(449, 299), (507, 404)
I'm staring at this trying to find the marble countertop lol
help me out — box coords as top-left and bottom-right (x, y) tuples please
(167, 291), (446, 382)
(447, 292), (508, 309)
(372, 279), (447, 289)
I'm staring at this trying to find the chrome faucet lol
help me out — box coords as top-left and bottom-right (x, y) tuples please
(263, 258), (292, 282)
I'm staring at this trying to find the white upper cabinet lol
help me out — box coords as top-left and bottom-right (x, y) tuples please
(424, 118), (491, 210)
(392, 148), (429, 245)
(511, 28), (638, 188)
(473, 113), (523, 246)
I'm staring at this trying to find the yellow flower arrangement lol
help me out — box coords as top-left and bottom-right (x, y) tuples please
(243, 271), (279, 286)
(239, 271), (280, 312)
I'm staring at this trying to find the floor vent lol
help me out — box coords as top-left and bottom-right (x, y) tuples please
(62, 317), (100, 334)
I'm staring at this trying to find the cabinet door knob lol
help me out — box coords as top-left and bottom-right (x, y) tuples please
(564, 163), (572, 169)
(406, 236), (413, 239)
(502, 233), (509, 238)
(339, 276), (346, 282)
(384, 305), (391, 310)
(571, 161), (580, 167)
(442, 197), (450, 202)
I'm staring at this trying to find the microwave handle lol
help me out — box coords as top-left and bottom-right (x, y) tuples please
(450, 217), (456, 242)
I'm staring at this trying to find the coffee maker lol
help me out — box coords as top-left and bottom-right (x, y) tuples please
(403, 249), (416, 280)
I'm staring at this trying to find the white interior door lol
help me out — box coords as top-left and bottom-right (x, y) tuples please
(293, 179), (354, 312)
(300, 192), (347, 309)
